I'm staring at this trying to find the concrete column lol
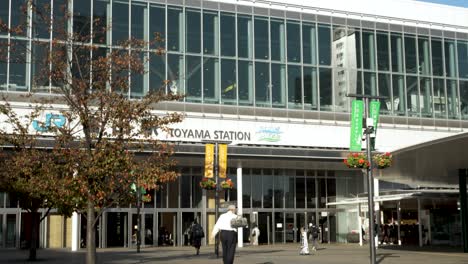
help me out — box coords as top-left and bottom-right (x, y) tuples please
(397, 201), (401, 246)
(237, 166), (243, 248)
(418, 198), (423, 247)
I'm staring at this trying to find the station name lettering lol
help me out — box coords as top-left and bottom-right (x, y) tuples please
(168, 128), (251, 141)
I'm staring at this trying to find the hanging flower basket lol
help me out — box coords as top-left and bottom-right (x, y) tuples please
(199, 178), (216, 190)
(344, 152), (370, 169)
(373, 152), (393, 169)
(220, 178), (234, 190)
(142, 193), (152, 203)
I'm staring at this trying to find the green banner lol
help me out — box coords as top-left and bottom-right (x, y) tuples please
(369, 101), (381, 132)
(350, 100), (364, 151)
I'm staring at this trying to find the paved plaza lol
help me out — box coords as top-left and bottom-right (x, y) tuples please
(1, 244), (468, 264)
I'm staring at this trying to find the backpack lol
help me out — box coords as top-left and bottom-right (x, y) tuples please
(311, 227), (319, 238)
(192, 224), (204, 238)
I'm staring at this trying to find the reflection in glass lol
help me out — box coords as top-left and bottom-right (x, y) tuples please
(406, 76), (419, 116)
(149, 53), (166, 92)
(131, 2), (146, 41)
(203, 57), (219, 104)
(185, 55), (202, 102)
(447, 79), (459, 119)
(418, 37), (431, 75)
(130, 52), (146, 98)
(168, 7), (183, 52)
(221, 13), (235, 57)
(362, 30), (376, 70)
(271, 64), (286, 108)
(457, 41), (468, 79)
(378, 73), (391, 114)
(433, 78), (446, 119)
(288, 65), (302, 108)
(93, 0), (110, 44)
(263, 172), (273, 208)
(318, 25), (331, 65)
(255, 62), (270, 107)
(420, 77), (432, 117)
(150, 4), (165, 49)
(33, 0), (51, 39)
(392, 74), (405, 115)
(391, 33), (404, 72)
(460, 81), (468, 120)
(271, 19), (285, 62)
(186, 10), (201, 53)
(0, 39), (6, 88)
(274, 174), (284, 209)
(377, 32), (389, 71)
(364, 72), (377, 96)
(31, 42), (50, 92)
(319, 68), (332, 111)
(167, 54), (184, 95)
(73, 0), (91, 38)
(431, 38), (443, 76)
(287, 21), (301, 62)
(0, 0), (9, 34)
(303, 66), (318, 110)
(405, 35), (417, 74)
(255, 17), (269, 60)
(303, 23), (317, 65)
(243, 174), (251, 208)
(221, 59), (236, 104)
(9, 40), (27, 90)
(285, 176), (295, 208)
(333, 68), (347, 112)
(238, 60), (253, 106)
(252, 170), (262, 208)
(203, 11), (218, 55)
(112, 1), (129, 44)
(238, 15), (253, 59)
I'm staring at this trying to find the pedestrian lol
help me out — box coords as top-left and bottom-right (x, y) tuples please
(310, 224), (320, 251)
(190, 220), (204, 255)
(211, 204), (238, 264)
(250, 224), (260, 246)
(299, 227), (310, 255)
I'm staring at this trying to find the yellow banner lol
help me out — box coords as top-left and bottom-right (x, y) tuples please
(204, 144), (214, 178)
(218, 144), (228, 178)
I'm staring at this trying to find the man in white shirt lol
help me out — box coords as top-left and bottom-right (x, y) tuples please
(211, 204), (238, 264)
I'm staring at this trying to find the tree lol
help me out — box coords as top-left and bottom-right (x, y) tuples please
(0, 1), (183, 264)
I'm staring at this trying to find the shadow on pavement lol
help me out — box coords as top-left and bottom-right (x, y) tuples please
(379, 245), (463, 253)
(376, 253), (400, 264)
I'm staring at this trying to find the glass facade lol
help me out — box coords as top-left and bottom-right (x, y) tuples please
(0, 0), (466, 120)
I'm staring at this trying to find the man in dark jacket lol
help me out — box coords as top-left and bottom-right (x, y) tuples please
(190, 220), (204, 255)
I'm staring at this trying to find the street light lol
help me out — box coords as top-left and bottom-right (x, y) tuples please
(347, 93), (386, 264)
(201, 140), (232, 258)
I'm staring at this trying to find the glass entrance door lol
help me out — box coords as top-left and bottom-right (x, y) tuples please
(107, 212), (128, 247)
(158, 212), (177, 246)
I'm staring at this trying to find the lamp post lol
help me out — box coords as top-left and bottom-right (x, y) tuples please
(201, 140), (231, 258)
(347, 94), (386, 264)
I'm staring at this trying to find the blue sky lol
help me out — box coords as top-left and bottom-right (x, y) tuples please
(416, 0), (468, 8)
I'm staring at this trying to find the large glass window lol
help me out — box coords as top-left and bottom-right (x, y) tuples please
(0, 39), (8, 88)
(254, 17), (269, 60)
(10, 0), (27, 36)
(445, 40), (457, 78)
(378, 73), (392, 113)
(271, 19), (285, 62)
(285, 175), (295, 208)
(203, 57), (219, 104)
(404, 35), (417, 74)
(274, 174), (284, 209)
(130, 52), (146, 98)
(420, 77), (432, 117)
(392, 74), (406, 115)
(377, 32), (389, 71)
(457, 41), (468, 79)
(221, 59), (236, 104)
(271, 63), (286, 108)
(364, 72), (377, 96)
(203, 11), (218, 55)
(168, 6), (183, 52)
(418, 37), (431, 75)
(287, 21), (301, 63)
(31, 42), (50, 92)
(149, 4), (165, 49)
(186, 9), (201, 53)
(252, 170), (262, 208)
(362, 31), (376, 70)
(350, 28), (361, 69)
(131, 2), (146, 41)
(306, 175), (316, 209)
(0, 0), (9, 35)
(238, 15), (253, 59)
(318, 24), (331, 65)
(221, 13), (235, 57)
(303, 66), (318, 110)
(295, 176), (305, 209)
(263, 171), (273, 208)
(431, 38), (443, 76)
(288, 65), (302, 108)
(406, 76), (419, 116)
(73, 0), (91, 39)
(303, 23), (317, 65)
(186, 55), (201, 102)
(319, 68), (332, 110)
(149, 52), (165, 92)
(167, 54), (184, 95)
(460, 80), (468, 119)
(33, 0), (51, 39)
(433, 78), (446, 119)
(9, 40), (27, 90)
(391, 33), (404, 73)
(255, 61), (270, 107)
(93, 0), (109, 44)
(238, 60), (253, 106)
(112, 1), (128, 44)
(180, 174), (191, 208)
(446, 79), (459, 119)
(242, 173), (251, 208)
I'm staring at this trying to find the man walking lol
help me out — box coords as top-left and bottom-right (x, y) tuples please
(211, 205), (238, 264)
(190, 220), (204, 255)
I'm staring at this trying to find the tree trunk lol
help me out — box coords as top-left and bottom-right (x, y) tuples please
(28, 211), (38, 261)
(86, 199), (96, 264)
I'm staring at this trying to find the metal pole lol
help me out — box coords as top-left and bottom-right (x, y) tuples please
(136, 185), (141, 253)
(214, 142), (220, 258)
(365, 97), (377, 264)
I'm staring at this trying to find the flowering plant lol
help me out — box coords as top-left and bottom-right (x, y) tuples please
(142, 193), (152, 203)
(199, 178), (216, 190)
(373, 152), (393, 169)
(220, 179), (234, 189)
(344, 152), (370, 169)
